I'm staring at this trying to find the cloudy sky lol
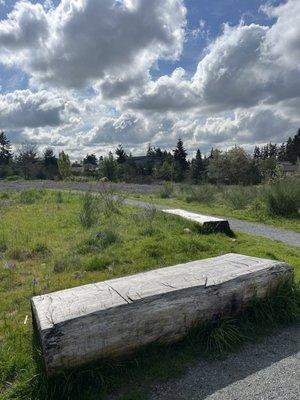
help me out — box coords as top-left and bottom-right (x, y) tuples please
(0, 0), (299, 158)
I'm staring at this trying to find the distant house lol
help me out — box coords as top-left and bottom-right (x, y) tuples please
(278, 161), (297, 176)
(71, 162), (83, 174)
(83, 163), (98, 173)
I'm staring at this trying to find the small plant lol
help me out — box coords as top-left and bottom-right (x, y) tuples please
(0, 192), (10, 199)
(19, 189), (43, 204)
(0, 236), (7, 252)
(192, 316), (245, 355)
(79, 191), (97, 228)
(99, 186), (123, 216)
(8, 248), (32, 261)
(78, 228), (119, 254)
(84, 255), (113, 271)
(55, 191), (63, 204)
(159, 182), (174, 199)
(32, 243), (51, 258)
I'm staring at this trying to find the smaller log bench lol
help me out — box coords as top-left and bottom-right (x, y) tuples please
(162, 208), (231, 233)
(31, 254), (292, 376)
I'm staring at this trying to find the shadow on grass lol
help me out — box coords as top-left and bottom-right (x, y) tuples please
(30, 279), (300, 400)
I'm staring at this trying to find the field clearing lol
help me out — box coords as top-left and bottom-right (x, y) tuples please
(0, 190), (299, 399)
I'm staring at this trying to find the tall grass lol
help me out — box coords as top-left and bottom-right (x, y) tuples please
(79, 191), (97, 228)
(264, 178), (300, 217)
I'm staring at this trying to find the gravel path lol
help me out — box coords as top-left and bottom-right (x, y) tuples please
(1, 180), (300, 247)
(150, 324), (300, 400)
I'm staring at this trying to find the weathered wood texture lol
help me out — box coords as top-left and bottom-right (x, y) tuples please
(31, 254), (293, 376)
(162, 209), (231, 233)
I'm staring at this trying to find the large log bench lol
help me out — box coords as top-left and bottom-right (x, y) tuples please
(162, 208), (231, 233)
(31, 253), (292, 376)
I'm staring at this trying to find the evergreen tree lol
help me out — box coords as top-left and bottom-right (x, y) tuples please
(173, 138), (188, 181)
(43, 147), (58, 179)
(0, 131), (12, 165)
(253, 146), (261, 160)
(83, 153), (98, 165)
(191, 149), (204, 183)
(115, 145), (127, 164)
(277, 143), (286, 161)
(268, 143), (277, 158)
(286, 129), (300, 163)
(285, 137), (293, 162)
(58, 151), (71, 179)
(100, 152), (118, 181)
(17, 143), (40, 179)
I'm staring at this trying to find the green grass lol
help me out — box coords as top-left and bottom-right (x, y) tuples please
(0, 190), (299, 400)
(127, 187), (300, 233)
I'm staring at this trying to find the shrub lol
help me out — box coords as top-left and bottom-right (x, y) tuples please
(182, 184), (219, 204)
(264, 178), (300, 216)
(19, 189), (43, 204)
(5, 175), (23, 181)
(79, 192), (97, 228)
(224, 186), (256, 209)
(159, 182), (174, 199)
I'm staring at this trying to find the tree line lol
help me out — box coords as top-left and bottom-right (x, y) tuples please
(0, 129), (299, 184)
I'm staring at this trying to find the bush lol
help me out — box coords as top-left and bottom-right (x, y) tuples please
(19, 189), (44, 204)
(224, 186), (257, 209)
(5, 175), (23, 181)
(79, 192), (97, 228)
(182, 184), (219, 204)
(264, 178), (300, 216)
(159, 182), (174, 199)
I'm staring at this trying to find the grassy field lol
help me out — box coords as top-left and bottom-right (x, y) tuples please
(0, 190), (299, 400)
(127, 183), (300, 233)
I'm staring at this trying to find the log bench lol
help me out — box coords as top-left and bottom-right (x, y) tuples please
(31, 253), (293, 376)
(162, 208), (231, 233)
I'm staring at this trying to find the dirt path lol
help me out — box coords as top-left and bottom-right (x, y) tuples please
(1, 180), (300, 247)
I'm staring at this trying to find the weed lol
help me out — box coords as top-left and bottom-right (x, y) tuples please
(159, 182), (174, 199)
(78, 229), (119, 254)
(32, 243), (51, 258)
(79, 191), (97, 228)
(99, 186), (123, 216)
(0, 236), (7, 252)
(55, 191), (63, 204)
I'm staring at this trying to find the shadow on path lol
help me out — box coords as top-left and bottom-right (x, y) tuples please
(150, 324), (300, 400)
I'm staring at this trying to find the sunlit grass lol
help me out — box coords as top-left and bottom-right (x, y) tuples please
(0, 190), (299, 399)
